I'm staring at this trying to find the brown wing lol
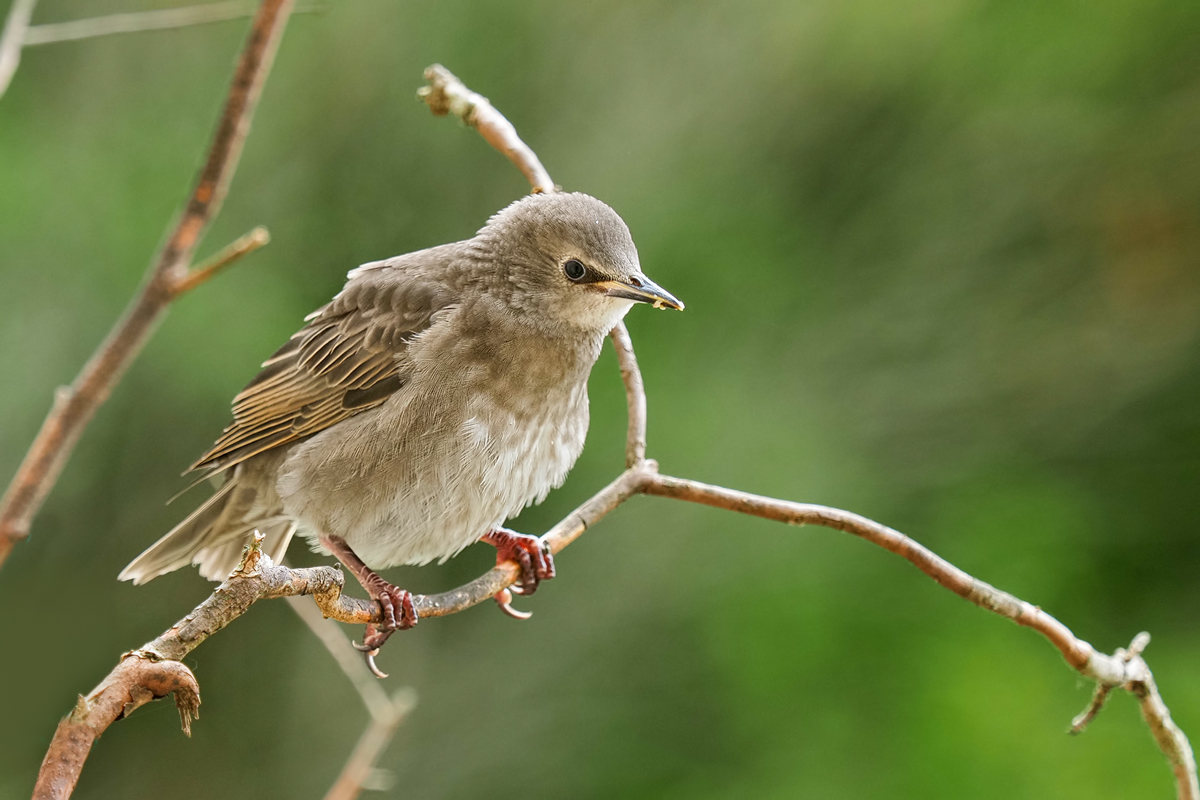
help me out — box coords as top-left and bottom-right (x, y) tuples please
(190, 261), (455, 476)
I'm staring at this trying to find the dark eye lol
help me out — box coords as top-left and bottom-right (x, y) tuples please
(563, 259), (587, 281)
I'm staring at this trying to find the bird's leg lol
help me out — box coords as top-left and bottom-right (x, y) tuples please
(482, 528), (555, 618)
(320, 534), (416, 678)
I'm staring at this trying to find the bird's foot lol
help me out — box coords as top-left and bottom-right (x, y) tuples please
(352, 574), (417, 677)
(351, 581), (417, 678)
(483, 528), (555, 595)
(320, 534), (417, 679)
(482, 528), (555, 619)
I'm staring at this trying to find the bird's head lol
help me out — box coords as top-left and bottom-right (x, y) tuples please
(476, 192), (683, 335)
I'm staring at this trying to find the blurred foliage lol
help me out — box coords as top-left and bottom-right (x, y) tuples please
(2, 0), (1199, 797)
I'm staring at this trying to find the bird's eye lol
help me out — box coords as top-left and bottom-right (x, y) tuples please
(563, 259), (587, 281)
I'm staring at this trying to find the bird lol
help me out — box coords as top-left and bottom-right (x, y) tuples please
(119, 191), (683, 673)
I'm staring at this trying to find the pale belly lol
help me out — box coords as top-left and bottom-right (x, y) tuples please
(276, 381), (589, 569)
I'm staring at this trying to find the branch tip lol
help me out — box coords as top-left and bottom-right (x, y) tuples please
(172, 224), (271, 295)
(419, 63), (555, 193)
(232, 530), (266, 577)
(1126, 631), (1151, 660)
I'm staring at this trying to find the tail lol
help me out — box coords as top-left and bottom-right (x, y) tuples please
(119, 477), (296, 585)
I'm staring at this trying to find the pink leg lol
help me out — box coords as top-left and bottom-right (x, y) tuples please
(320, 534), (416, 678)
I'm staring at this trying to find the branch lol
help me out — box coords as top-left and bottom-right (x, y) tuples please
(32, 537), (346, 799)
(0, 0), (293, 569)
(417, 63), (648, 470)
(0, 0), (37, 97)
(286, 595), (417, 799)
(609, 322), (647, 467)
(171, 224), (270, 295)
(33, 656), (200, 800)
(322, 688), (416, 800)
(639, 473), (1198, 799)
(28, 62), (1196, 800)
(419, 63), (556, 195)
(22, 1), (320, 47)
(32, 534), (405, 799)
(412, 64), (1198, 799)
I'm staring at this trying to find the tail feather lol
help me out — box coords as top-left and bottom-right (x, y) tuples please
(193, 519), (296, 581)
(119, 481), (238, 584)
(119, 475), (294, 585)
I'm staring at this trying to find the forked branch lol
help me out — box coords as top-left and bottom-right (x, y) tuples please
(0, 0), (292, 568)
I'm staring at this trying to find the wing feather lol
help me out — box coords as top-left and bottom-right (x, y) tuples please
(189, 258), (458, 476)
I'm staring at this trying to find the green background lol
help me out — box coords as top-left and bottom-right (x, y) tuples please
(2, 0), (1199, 797)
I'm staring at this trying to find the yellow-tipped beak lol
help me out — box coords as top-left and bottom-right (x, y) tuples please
(596, 276), (684, 310)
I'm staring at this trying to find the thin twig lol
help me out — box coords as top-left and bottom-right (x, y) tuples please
(639, 473), (1198, 800)
(641, 473), (1096, 671)
(287, 595), (416, 800)
(1071, 683), (1113, 735)
(171, 225), (270, 295)
(608, 323), (647, 467)
(419, 63), (556, 194)
(23, 1), (320, 47)
(323, 689), (416, 800)
(0, 0), (37, 98)
(0, 0), (292, 569)
(418, 62), (647, 473)
(286, 595), (394, 718)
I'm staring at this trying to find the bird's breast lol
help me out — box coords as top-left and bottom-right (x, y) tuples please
(279, 322), (600, 568)
(461, 378), (590, 518)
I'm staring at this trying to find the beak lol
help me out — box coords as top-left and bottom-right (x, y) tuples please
(596, 275), (685, 311)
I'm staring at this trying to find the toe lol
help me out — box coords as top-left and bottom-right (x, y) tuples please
(376, 591), (397, 630)
(396, 588), (418, 629)
(535, 542), (556, 582)
(513, 547), (538, 596)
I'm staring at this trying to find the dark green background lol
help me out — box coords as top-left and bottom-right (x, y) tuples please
(2, 0), (1198, 797)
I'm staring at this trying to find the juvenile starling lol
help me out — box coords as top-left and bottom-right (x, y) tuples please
(120, 192), (683, 668)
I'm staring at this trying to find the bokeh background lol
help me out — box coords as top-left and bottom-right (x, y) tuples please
(2, 0), (1199, 797)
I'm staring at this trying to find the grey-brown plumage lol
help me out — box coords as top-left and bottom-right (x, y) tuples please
(120, 192), (681, 639)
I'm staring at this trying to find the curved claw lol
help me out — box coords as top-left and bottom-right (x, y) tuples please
(363, 650), (389, 679)
(494, 588), (533, 620)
